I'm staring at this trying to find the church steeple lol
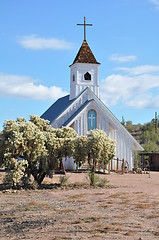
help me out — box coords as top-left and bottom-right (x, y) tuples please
(69, 17), (100, 100)
(72, 40), (100, 65)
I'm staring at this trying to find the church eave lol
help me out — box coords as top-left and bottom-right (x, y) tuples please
(69, 61), (100, 67)
(81, 88), (144, 151)
(40, 94), (75, 124)
(63, 99), (93, 127)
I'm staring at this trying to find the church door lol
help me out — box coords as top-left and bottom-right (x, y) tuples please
(87, 110), (96, 130)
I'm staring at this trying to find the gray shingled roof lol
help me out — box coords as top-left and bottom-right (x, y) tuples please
(41, 95), (75, 124)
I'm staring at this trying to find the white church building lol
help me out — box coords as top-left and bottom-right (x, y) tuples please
(41, 18), (143, 171)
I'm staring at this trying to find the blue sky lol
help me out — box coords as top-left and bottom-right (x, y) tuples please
(1, 0), (159, 130)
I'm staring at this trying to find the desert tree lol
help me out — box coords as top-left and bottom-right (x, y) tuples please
(0, 116), (78, 187)
(73, 135), (88, 168)
(0, 117), (48, 187)
(53, 127), (78, 169)
(87, 129), (115, 172)
(73, 129), (115, 172)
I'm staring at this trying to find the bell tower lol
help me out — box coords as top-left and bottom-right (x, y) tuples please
(69, 17), (100, 100)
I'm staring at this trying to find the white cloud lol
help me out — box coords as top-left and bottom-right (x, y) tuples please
(18, 35), (73, 50)
(109, 54), (136, 62)
(0, 73), (68, 100)
(149, 0), (159, 10)
(100, 65), (159, 108)
(115, 65), (159, 75)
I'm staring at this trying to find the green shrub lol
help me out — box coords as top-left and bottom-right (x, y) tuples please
(89, 172), (107, 187)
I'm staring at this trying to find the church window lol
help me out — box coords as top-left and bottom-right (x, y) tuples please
(84, 72), (91, 81)
(87, 109), (96, 130)
(73, 74), (75, 81)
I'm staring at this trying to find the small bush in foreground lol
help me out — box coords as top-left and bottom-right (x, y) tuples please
(89, 172), (107, 187)
(59, 175), (69, 186)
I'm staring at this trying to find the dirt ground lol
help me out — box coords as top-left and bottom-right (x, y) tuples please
(0, 171), (159, 240)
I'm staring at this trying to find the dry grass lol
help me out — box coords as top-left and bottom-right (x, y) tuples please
(66, 193), (85, 199)
(95, 199), (105, 203)
(147, 214), (159, 219)
(66, 193), (89, 203)
(3, 201), (16, 205)
(120, 199), (130, 204)
(93, 192), (106, 195)
(71, 219), (82, 224)
(124, 231), (135, 236)
(133, 191), (143, 194)
(16, 201), (50, 212)
(55, 208), (73, 213)
(109, 192), (123, 198)
(111, 221), (125, 226)
(26, 201), (49, 208)
(17, 206), (32, 212)
(0, 215), (16, 219)
(99, 225), (113, 232)
(113, 214), (128, 219)
(106, 200), (114, 204)
(98, 204), (108, 208)
(135, 203), (152, 209)
(114, 227), (123, 232)
(80, 216), (100, 223)
(75, 199), (89, 203)
(51, 237), (72, 240)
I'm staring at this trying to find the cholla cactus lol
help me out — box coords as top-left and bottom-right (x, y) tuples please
(1, 117), (48, 186)
(73, 136), (88, 167)
(51, 126), (78, 166)
(1, 115), (115, 187)
(0, 116), (79, 187)
(73, 129), (115, 171)
(3, 158), (28, 188)
(87, 129), (115, 170)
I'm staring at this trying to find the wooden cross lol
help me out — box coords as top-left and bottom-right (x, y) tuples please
(77, 16), (92, 41)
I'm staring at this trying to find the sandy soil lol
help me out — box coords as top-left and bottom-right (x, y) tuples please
(0, 171), (159, 240)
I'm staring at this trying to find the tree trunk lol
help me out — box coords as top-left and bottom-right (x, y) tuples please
(37, 172), (46, 185)
(30, 165), (46, 186)
(92, 159), (96, 172)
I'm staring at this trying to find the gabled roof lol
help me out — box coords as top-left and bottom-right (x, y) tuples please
(41, 87), (89, 125)
(62, 87), (143, 151)
(41, 87), (143, 151)
(63, 100), (93, 126)
(71, 40), (100, 65)
(41, 95), (75, 124)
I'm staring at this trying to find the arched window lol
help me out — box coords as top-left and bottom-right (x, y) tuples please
(84, 72), (91, 81)
(87, 110), (96, 130)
